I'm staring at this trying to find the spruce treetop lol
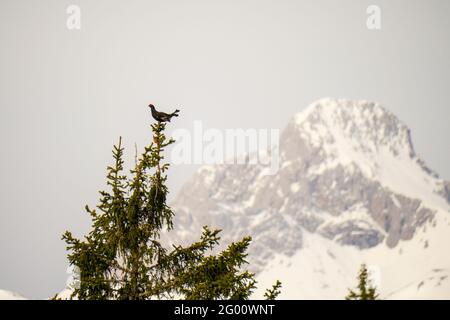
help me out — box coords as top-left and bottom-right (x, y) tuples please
(61, 111), (280, 300)
(346, 264), (379, 300)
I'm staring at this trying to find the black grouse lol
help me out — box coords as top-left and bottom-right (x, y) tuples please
(148, 104), (180, 122)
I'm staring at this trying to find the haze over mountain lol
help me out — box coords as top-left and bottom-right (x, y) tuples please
(168, 98), (450, 299)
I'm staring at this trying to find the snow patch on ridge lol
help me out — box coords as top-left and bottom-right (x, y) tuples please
(293, 98), (447, 212)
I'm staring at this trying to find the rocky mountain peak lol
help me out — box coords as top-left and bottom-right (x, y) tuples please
(282, 98), (415, 166)
(169, 98), (449, 277)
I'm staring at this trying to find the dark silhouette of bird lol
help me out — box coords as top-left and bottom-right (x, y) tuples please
(148, 104), (180, 122)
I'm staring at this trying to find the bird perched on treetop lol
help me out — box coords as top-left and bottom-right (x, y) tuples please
(148, 104), (180, 122)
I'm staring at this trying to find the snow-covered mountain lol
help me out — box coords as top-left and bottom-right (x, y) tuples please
(169, 98), (450, 299)
(0, 289), (26, 300)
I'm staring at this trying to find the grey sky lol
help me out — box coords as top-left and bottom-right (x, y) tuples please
(0, 0), (449, 299)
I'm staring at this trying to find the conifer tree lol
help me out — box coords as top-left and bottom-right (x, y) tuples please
(346, 264), (379, 300)
(264, 280), (282, 300)
(62, 121), (279, 300)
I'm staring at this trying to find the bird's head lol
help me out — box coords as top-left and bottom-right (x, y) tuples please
(148, 104), (155, 110)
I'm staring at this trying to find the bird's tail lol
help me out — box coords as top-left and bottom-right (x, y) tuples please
(172, 109), (180, 117)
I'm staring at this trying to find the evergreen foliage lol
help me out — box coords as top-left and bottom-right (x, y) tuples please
(62, 121), (279, 300)
(346, 264), (379, 300)
(264, 280), (282, 300)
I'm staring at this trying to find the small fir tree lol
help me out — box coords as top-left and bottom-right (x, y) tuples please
(264, 280), (282, 300)
(346, 264), (379, 300)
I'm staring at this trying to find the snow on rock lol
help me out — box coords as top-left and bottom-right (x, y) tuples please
(168, 98), (450, 299)
(255, 210), (450, 299)
(0, 289), (26, 300)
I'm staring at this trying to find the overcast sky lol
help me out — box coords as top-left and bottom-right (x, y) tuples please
(0, 0), (449, 299)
